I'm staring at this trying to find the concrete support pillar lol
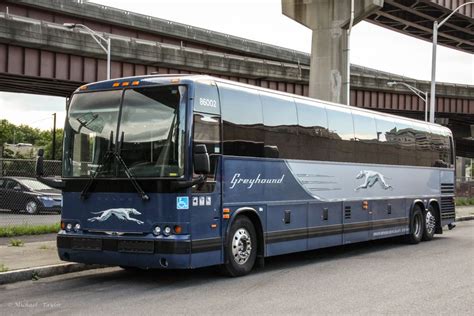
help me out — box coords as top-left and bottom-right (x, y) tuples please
(310, 24), (348, 103)
(282, 0), (383, 104)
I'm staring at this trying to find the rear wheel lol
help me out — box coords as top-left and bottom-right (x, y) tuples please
(422, 205), (437, 241)
(223, 216), (257, 277)
(405, 205), (423, 244)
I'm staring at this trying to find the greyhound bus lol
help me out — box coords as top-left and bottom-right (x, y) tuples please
(40, 74), (456, 276)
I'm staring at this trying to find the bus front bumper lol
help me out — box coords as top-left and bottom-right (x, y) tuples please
(57, 233), (221, 269)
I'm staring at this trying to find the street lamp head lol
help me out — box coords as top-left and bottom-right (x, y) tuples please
(63, 23), (77, 29)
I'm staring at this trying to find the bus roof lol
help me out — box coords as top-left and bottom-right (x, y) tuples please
(77, 74), (451, 134)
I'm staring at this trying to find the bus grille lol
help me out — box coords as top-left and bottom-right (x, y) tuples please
(440, 183), (454, 195)
(440, 197), (455, 220)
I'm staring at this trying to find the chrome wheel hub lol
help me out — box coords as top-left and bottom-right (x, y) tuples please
(26, 201), (37, 214)
(425, 211), (436, 234)
(231, 228), (252, 265)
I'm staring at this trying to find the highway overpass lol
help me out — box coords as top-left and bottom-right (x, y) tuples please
(0, 0), (472, 156)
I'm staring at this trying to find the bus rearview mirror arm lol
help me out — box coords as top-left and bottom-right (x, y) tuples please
(35, 149), (65, 189)
(170, 145), (210, 191)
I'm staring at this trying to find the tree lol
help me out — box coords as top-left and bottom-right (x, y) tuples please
(38, 129), (64, 160)
(0, 119), (63, 160)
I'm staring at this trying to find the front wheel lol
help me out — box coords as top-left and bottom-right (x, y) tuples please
(405, 205), (424, 244)
(422, 205), (437, 241)
(223, 216), (257, 277)
(25, 201), (39, 215)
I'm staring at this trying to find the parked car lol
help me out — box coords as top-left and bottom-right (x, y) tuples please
(0, 177), (62, 214)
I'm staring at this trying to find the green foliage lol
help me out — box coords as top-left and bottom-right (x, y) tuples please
(0, 223), (60, 237)
(0, 119), (63, 160)
(0, 264), (8, 273)
(455, 197), (474, 206)
(9, 239), (24, 247)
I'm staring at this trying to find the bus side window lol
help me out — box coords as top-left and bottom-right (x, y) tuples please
(375, 117), (399, 165)
(295, 100), (329, 161)
(260, 92), (298, 159)
(193, 113), (221, 179)
(352, 113), (378, 164)
(430, 126), (451, 168)
(412, 123), (433, 167)
(326, 108), (355, 163)
(393, 120), (417, 166)
(220, 84), (265, 158)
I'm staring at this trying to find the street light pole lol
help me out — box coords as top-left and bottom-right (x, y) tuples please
(52, 113), (56, 160)
(63, 23), (111, 80)
(387, 81), (428, 121)
(430, 1), (474, 123)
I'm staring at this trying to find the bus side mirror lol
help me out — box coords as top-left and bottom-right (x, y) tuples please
(193, 144), (210, 175)
(35, 149), (44, 177)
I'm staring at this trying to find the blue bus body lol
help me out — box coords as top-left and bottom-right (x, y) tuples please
(57, 75), (456, 273)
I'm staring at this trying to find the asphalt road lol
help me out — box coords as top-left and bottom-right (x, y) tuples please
(1, 221), (473, 315)
(0, 210), (60, 226)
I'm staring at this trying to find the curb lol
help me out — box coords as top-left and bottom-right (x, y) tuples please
(0, 263), (106, 285)
(456, 216), (474, 222)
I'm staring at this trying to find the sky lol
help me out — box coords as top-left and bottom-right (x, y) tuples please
(0, 0), (473, 131)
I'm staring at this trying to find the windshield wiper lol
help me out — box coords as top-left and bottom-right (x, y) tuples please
(81, 131), (114, 200)
(81, 131), (150, 201)
(114, 131), (149, 201)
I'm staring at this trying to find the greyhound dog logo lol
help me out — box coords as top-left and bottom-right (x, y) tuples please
(355, 170), (393, 191)
(87, 208), (144, 224)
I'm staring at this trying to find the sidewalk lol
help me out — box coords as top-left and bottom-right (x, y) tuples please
(0, 240), (60, 272)
(0, 205), (473, 283)
(456, 205), (474, 219)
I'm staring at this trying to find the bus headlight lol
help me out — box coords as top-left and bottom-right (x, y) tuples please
(66, 223), (73, 231)
(153, 226), (161, 236)
(163, 226), (172, 236)
(74, 223), (81, 232)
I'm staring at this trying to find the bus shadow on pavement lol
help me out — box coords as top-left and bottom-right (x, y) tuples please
(67, 236), (446, 287)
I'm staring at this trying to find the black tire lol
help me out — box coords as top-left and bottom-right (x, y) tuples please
(25, 200), (39, 215)
(422, 204), (437, 241)
(405, 204), (424, 244)
(223, 216), (257, 277)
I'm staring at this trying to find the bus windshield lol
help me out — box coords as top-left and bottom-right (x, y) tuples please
(63, 85), (187, 178)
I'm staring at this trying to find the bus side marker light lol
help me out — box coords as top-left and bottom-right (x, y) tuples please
(60, 221), (65, 230)
(223, 214), (230, 219)
(211, 224), (217, 229)
(112, 82), (120, 87)
(121, 81), (130, 87)
(132, 80), (140, 86)
(223, 208), (230, 213)
(79, 85), (88, 90)
(171, 79), (180, 83)
(362, 201), (369, 210)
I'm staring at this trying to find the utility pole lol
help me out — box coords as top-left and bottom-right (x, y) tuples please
(52, 113), (57, 160)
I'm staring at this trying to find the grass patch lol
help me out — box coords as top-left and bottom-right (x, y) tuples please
(0, 223), (60, 238)
(0, 263), (8, 273)
(9, 239), (24, 247)
(455, 197), (474, 206)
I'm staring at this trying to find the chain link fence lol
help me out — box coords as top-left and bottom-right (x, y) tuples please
(0, 158), (62, 230)
(456, 177), (474, 198)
